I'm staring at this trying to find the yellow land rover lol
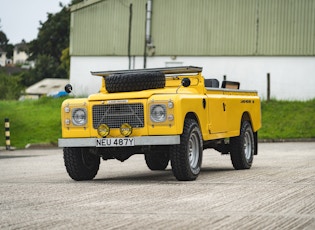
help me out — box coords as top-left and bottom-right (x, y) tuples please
(58, 66), (261, 181)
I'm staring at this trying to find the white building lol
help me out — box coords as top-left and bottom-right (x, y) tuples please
(13, 41), (34, 68)
(0, 48), (6, 67)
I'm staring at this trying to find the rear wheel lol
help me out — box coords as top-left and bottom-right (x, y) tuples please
(63, 147), (100, 181)
(230, 121), (255, 169)
(170, 119), (203, 181)
(145, 151), (169, 170)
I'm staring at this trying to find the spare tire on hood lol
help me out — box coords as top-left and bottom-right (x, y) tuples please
(105, 71), (165, 93)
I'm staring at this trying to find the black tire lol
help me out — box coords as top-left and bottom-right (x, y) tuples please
(145, 151), (169, 170)
(230, 121), (255, 170)
(63, 147), (100, 181)
(105, 71), (165, 93)
(170, 119), (203, 181)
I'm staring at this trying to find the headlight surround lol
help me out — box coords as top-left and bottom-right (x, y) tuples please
(150, 104), (166, 122)
(72, 108), (87, 126)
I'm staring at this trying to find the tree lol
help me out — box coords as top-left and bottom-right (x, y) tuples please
(27, 5), (70, 81)
(0, 70), (24, 100)
(20, 54), (67, 87)
(4, 44), (13, 59)
(22, 1), (83, 84)
(28, 6), (70, 64)
(0, 19), (13, 59)
(0, 30), (9, 47)
(0, 29), (9, 54)
(60, 47), (70, 77)
(0, 31), (13, 59)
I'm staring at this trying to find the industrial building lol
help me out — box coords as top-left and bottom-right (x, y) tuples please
(69, 0), (315, 100)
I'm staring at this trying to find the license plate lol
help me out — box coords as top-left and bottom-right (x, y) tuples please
(96, 138), (135, 147)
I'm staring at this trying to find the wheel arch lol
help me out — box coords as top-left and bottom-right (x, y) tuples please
(184, 112), (204, 138)
(185, 112), (200, 126)
(241, 111), (251, 123)
(241, 111), (260, 132)
(241, 112), (258, 155)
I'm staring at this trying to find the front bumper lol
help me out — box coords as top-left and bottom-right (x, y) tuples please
(58, 135), (180, 147)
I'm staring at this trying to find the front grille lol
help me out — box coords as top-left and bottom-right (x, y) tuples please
(92, 103), (144, 129)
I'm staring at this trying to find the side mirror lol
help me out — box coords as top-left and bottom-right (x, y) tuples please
(181, 78), (191, 87)
(65, 84), (73, 94)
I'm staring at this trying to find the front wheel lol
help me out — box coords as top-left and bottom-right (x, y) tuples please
(63, 147), (100, 181)
(170, 119), (203, 181)
(230, 121), (255, 169)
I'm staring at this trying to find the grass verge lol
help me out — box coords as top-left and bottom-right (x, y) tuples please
(0, 97), (314, 149)
(260, 99), (315, 139)
(0, 97), (65, 149)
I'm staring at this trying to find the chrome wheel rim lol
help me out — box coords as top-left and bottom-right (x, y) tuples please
(244, 130), (252, 160)
(188, 132), (199, 169)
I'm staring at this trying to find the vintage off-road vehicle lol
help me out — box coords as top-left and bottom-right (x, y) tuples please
(58, 66), (261, 181)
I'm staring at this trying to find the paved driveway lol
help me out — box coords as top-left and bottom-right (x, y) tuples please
(0, 142), (314, 229)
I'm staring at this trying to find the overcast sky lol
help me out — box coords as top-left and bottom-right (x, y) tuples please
(0, 0), (71, 44)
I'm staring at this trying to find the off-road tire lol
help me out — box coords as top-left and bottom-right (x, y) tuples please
(145, 151), (169, 170)
(63, 147), (100, 181)
(105, 71), (165, 93)
(170, 119), (203, 181)
(230, 121), (255, 169)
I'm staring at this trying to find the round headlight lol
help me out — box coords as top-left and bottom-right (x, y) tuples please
(150, 104), (166, 122)
(72, 108), (87, 126)
(120, 123), (133, 136)
(97, 124), (110, 137)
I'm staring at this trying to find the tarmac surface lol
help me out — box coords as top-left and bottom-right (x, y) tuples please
(0, 142), (314, 229)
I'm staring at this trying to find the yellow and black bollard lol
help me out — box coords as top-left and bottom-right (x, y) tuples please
(5, 118), (11, 150)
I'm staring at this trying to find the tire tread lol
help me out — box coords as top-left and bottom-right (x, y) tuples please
(230, 121), (254, 170)
(63, 147), (100, 181)
(170, 119), (202, 181)
(106, 72), (165, 93)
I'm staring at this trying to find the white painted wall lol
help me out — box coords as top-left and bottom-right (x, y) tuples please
(0, 52), (6, 66)
(70, 56), (315, 100)
(13, 49), (29, 65)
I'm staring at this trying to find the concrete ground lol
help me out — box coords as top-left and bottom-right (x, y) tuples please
(0, 142), (314, 229)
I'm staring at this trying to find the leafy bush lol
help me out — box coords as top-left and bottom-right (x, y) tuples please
(20, 55), (68, 87)
(0, 71), (24, 100)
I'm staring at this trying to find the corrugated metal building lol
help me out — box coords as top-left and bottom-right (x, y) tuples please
(69, 0), (315, 100)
